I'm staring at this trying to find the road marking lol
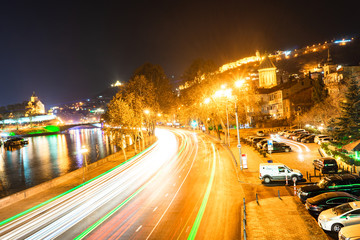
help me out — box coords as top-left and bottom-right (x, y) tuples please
(165, 193), (168, 197)
(173, 183), (176, 186)
(153, 207), (158, 212)
(179, 175), (181, 178)
(136, 225), (142, 232)
(186, 226), (190, 233)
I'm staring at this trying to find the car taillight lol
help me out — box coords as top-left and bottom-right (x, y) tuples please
(307, 203), (322, 211)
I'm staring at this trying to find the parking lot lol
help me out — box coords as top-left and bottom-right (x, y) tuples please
(234, 129), (360, 240)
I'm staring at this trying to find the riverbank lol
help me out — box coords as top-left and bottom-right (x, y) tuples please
(0, 134), (157, 213)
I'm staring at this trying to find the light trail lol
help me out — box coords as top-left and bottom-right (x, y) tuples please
(0, 129), (179, 239)
(272, 135), (311, 152)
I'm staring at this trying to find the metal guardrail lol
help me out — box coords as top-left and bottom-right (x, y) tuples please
(243, 197), (247, 240)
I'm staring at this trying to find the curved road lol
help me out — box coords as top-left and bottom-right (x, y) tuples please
(0, 128), (243, 239)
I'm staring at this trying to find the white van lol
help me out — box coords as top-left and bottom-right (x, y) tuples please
(259, 163), (303, 184)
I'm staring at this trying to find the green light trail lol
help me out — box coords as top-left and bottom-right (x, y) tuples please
(76, 131), (187, 239)
(187, 143), (216, 240)
(0, 142), (157, 227)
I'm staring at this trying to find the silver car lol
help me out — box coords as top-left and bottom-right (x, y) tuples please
(318, 201), (360, 232)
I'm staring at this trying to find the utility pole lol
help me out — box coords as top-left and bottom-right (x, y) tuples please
(235, 104), (243, 170)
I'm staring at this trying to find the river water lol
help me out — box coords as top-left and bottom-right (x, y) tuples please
(0, 127), (118, 196)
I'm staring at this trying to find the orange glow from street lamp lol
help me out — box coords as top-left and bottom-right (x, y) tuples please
(235, 79), (245, 88)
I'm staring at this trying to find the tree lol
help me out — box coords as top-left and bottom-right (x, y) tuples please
(181, 58), (217, 85)
(132, 63), (175, 114)
(105, 75), (158, 156)
(335, 77), (360, 140)
(312, 75), (328, 104)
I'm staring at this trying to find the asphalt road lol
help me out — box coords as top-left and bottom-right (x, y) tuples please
(84, 129), (243, 239)
(0, 129), (339, 240)
(0, 128), (244, 239)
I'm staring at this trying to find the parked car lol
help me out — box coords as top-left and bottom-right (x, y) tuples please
(298, 174), (360, 202)
(256, 139), (272, 150)
(313, 157), (338, 174)
(259, 163), (303, 184)
(318, 201), (360, 232)
(305, 192), (360, 216)
(251, 137), (266, 146)
(314, 135), (329, 144)
(302, 135), (316, 143)
(287, 133), (297, 139)
(338, 224), (360, 240)
(284, 131), (294, 138)
(318, 137), (334, 145)
(245, 136), (257, 144)
(296, 133), (310, 142)
(278, 130), (289, 136)
(263, 142), (291, 153)
(256, 130), (265, 137)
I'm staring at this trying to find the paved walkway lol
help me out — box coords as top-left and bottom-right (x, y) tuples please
(224, 130), (328, 240)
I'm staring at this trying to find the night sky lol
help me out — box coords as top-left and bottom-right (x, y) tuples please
(0, 0), (358, 108)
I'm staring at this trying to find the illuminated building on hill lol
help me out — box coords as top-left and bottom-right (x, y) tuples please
(26, 92), (45, 116)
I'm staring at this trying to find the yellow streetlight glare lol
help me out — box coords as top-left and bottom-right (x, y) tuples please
(221, 84), (227, 89)
(80, 146), (89, 154)
(235, 79), (245, 88)
(144, 110), (150, 114)
(204, 98), (211, 104)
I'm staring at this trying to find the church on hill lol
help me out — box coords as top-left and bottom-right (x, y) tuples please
(26, 92), (45, 116)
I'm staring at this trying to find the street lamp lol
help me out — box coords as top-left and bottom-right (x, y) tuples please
(234, 80), (247, 170)
(80, 146), (89, 182)
(214, 88), (233, 146)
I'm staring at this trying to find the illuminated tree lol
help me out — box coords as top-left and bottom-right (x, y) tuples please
(105, 75), (157, 155)
(132, 63), (175, 114)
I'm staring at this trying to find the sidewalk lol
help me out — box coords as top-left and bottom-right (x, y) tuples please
(225, 134), (328, 240)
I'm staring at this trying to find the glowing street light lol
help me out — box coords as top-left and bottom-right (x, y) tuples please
(144, 109), (150, 115)
(235, 79), (245, 88)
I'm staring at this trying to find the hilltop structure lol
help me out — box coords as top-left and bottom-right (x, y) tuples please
(26, 92), (45, 116)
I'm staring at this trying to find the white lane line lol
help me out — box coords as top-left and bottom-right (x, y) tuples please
(165, 193), (169, 197)
(173, 183), (176, 187)
(153, 207), (158, 212)
(136, 225), (142, 232)
(146, 131), (199, 240)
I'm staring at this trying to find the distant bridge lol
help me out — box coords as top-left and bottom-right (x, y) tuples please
(59, 122), (102, 131)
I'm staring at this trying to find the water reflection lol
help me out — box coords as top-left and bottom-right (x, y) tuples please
(0, 128), (117, 196)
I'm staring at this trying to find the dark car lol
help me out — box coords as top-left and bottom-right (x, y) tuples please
(256, 139), (268, 150)
(263, 142), (291, 153)
(302, 135), (316, 143)
(305, 192), (360, 216)
(298, 174), (360, 202)
(296, 133), (310, 142)
(251, 137), (266, 147)
(313, 157), (338, 174)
